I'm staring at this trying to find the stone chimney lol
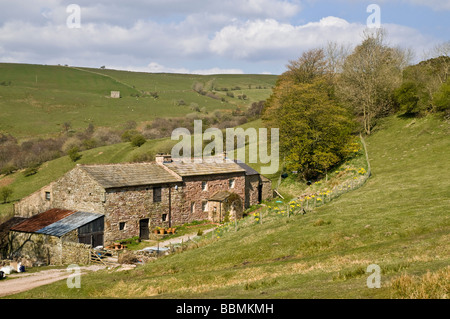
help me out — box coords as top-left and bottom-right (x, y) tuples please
(155, 153), (172, 164)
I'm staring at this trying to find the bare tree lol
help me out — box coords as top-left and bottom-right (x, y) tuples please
(337, 28), (408, 135)
(325, 41), (352, 76)
(285, 48), (328, 84)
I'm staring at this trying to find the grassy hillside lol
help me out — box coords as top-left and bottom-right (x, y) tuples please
(0, 63), (277, 139)
(8, 114), (449, 299)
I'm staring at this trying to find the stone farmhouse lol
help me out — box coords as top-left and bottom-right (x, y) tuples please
(8, 154), (272, 264)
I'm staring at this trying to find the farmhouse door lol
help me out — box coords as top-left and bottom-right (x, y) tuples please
(258, 184), (263, 203)
(139, 218), (150, 240)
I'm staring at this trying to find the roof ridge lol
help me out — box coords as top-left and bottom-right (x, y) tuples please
(78, 162), (157, 167)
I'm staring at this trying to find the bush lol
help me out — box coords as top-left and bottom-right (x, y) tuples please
(0, 186), (13, 203)
(131, 134), (146, 147)
(0, 164), (18, 176)
(68, 146), (82, 162)
(23, 163), (41, 177)
(82, 138), (98, 150)
(121, 130), (139, 142)
(131, 152), (155, 163)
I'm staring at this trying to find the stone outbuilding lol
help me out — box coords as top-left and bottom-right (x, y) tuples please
(9, 155), (272, 261)
(9, 208), (103, 265)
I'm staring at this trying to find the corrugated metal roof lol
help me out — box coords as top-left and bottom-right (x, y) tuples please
(78, 163), (182, 189)
(164, 160), (245, 177)
(36, 212), (103, 237)
(10, 208), (76, 233)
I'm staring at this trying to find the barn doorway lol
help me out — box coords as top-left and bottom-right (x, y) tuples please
(78, 216), (104, 247)
(139, 218), (150, 240)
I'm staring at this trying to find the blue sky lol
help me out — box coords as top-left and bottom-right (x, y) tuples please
(0, 0), (448, 75)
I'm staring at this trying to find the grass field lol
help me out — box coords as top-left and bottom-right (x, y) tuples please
(0, 63), (277, 139)
(6, 114), (449, 299)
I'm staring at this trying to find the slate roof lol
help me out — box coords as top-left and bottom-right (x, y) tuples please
(78, 163), (182, 189)
(36, 211), (103, 237)
(164, 160), (245, 177)
(233, 160), (260, 176)
(10, 208), (76, 233)
(208, 191), (233, 202)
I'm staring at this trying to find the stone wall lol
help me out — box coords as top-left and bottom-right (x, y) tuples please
(14, 183), (54, 218)
(9, 231), (55, 265)
(51, 166), (106, 215)
(103, 183), (185, 245)
(60, 240), (91, 265)
(183, 173), (246, 221)
(260, 176), (273, 201)
(9, 230), (91, 266)
(245, 175), (260, 208)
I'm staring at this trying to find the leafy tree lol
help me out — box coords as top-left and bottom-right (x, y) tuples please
(131, 134), (146, 147)
(393, 81), (421, 114)
(400, 56), (450, 114)
(0, 186), (13, 204)
(264, 49), (356, 180)
(433, 82), (450, 112)
(121, 129), (139, 142)
(68, 146), (82, 162)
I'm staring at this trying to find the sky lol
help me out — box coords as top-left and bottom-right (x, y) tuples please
(0, 0), (448, 75)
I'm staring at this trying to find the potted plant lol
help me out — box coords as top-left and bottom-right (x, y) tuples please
(159, 227), (165, 234)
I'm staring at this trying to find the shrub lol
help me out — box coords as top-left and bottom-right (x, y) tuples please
(23, 162), (41, 177)
(68, 146), (82, 162)
(0, 164), (18, 175)
(121, 130), (139, 142)
(131, 134), (146, 147)
(131, 151), (155, 163)
(0, 186), (13, 203)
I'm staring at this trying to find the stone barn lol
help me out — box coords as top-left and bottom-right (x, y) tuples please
(110, 91), (120, 98)
(9, 155), (272, 257)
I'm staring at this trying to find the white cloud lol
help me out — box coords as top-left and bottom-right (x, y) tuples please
(109, 62), (244, 75)
(191, 67), (244, 75)
(210, 17), (359, 60)
(209, 16), (439, 63)
(0, 1), (443, 74)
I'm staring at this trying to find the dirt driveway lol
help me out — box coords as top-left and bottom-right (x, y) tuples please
(0, 265), (108, 297)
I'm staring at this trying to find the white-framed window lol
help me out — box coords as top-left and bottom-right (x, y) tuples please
(45, 191), (51, 201)
(202, 201), (208, 212)
(201, 181), (208, 191)
(190, 202), (195, 214)
(162, 213), (168, 222)
(229, 178), (235, 189)
(119, 222), (126, 231)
